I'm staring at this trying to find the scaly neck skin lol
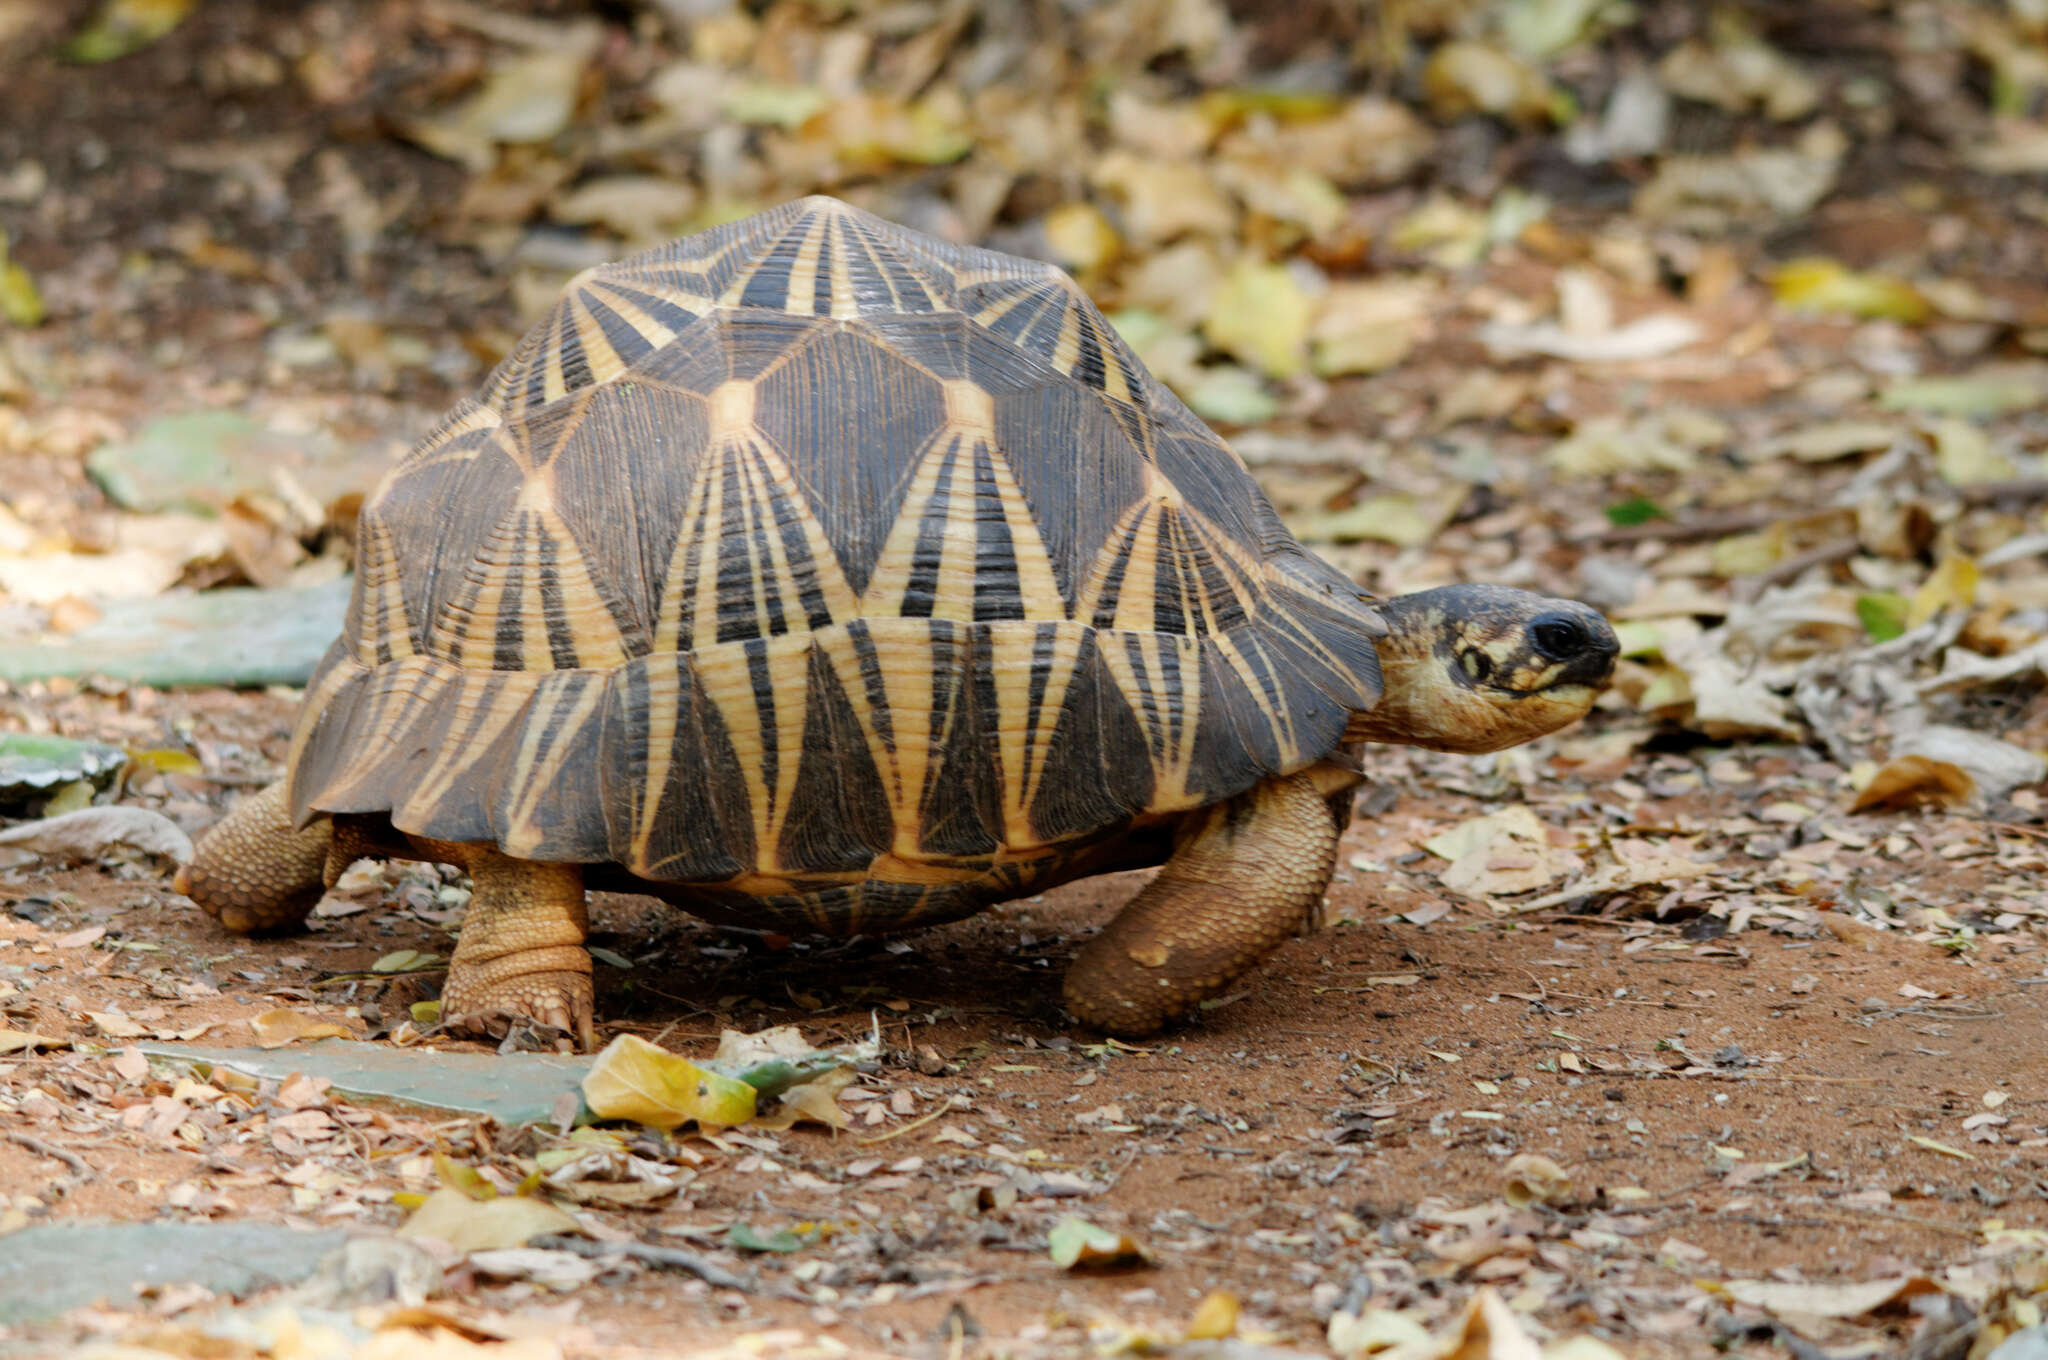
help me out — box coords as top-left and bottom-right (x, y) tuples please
(1347, 585), (1619, 754)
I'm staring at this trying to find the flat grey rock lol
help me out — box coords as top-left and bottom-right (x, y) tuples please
(0, 580), (349, 688)
(140, 1039), (592, 1126)
(0, 1221), (346, 1324)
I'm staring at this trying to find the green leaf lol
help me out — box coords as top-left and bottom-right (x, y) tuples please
(1856, 592), (1910, 642)
(588, 946), (635, 970)
(728, 1222), (805, 1254)
(59, 0), (194, 62)
(1603, 496), (1667, 527)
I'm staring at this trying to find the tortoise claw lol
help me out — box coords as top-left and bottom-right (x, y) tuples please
(443, 970), (595, 1052)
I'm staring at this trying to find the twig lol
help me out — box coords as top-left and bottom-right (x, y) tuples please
(1580, 506), (1781, 546)
(529, 1233), (756, 1292)
(1961, 477), (2048, 507)
(855, 1095), (963, 1145)
(1732, 538), (1859, 602)
(6, 1131), (95, 1180)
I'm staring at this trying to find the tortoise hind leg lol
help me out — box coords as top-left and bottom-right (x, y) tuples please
(174, 781), (332, 934)
(413, 839), (592, 1050)
(1062, 770), (1342, 1037)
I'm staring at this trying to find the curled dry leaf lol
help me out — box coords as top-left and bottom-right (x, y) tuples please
(1501, 1153), (1574, 1208)
(1849, 755), (1975, 813)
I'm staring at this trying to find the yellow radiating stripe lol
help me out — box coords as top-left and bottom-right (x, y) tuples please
(782, 210), (828, 316)
(984, 621), (1085, 846)
(581, 281), (680, 354)
(398, 670), (540, 830)
(1087, 311), (1134, 405)
(535, 506), (629, 671)
(978, 440), (1066, 623)
(1049, 301), (1083, 376)
(814, 627), (905, 815)
(859, 428), (963, 619)
(1108, 501), (1164, 634)
(516, 512), (553, 672)
(652, 436), (729, 654)
(320, 656), (450, 808)
(1210, 631), (1299, 770)
(690, 633), (812, 865)
(351, 515), (413, 665)
(1095, 630), (1204, 810)
(824, 212), (860, 320)
(566, 293), (628, 387)
(1070, 499), (1150, 626)
(284, 659), (365, 802)
(498, 675), (610, 859)
(736, 431), (857, 626)
(630, 657), (684, 870)
(971, 287), (1034, 332)
(819, 620), (939, 858)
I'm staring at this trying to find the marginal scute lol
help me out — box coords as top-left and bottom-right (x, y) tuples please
(292, 197), (1387, 908)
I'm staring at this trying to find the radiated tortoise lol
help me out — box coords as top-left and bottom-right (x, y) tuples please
(175, 197), (1618, 1046)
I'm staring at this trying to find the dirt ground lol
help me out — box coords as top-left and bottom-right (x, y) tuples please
(3, 681), (2046, 1358)
(7, 0), (2048, 1357)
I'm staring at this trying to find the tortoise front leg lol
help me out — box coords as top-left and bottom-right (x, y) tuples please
(1063, 770), (1341, 1037)
(414, 839), (593, 1049)
(174, 781), (332, 934)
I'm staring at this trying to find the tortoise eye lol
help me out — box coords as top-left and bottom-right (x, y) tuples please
(1529, 614), (1586, 661)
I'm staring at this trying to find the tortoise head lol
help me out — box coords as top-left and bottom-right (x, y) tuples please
(1347, 584), (1619, 754)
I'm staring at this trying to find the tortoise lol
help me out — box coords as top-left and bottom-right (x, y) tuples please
(174, 197), (1617, 1047)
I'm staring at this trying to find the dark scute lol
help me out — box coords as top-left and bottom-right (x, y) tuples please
(1154, 432), (1268, 552)
(632, 313), (739, 393)
(1259, 587), (1384, 713)
(757, 327), (948, 597)
(916, 623), (1002, 858)
(551, 383), (710, 649)
(484, 671), (613, 860)
(837, 210), (952, 313)
(1027, 631), (1155, 843)
(738, 222), (821, 314)
(1185, 639), (1281, 801)
(776, 645), (894, 874)
(600, 655), (752, 882)
(629, 200), (812, 301)
(286, 649), (366, 822)
(388, 679), (501, 844)
(720, 310), (831, 382)
(1237, 622), (1358, 768)
(857, 312), (970, 380)
(380, 440), (524, 665)
(979, 343), (1146, 606)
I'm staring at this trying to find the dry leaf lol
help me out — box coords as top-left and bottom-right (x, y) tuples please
(398, 1186), (581, 1254)
(581, 1034), (758, 1130)
(249, 1008), (355, 1048)
(1047, 1215), (1151, 1270)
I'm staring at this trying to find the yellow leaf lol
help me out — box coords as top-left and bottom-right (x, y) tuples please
(1185, 1290), (1240, 1340)
(0, 1029), (62, 1054)
(581, 1034), (757, 1130)
(1203, 257), (1310, 378)
(249, 1008), (353, 1048)
(397, 1186), (580, 1253)
(434, 1153), (497, 1201)
(1041, 203), (1121, 274)
(127, 747), (203, 777)
(1909, 554), (1979, 626)
(1772, 257), (1930, 322)
(1930, 418), (2019, 486)
(0, 231), (44, 328)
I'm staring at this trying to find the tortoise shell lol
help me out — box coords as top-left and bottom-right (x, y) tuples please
(287, 197), (1384, 926)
